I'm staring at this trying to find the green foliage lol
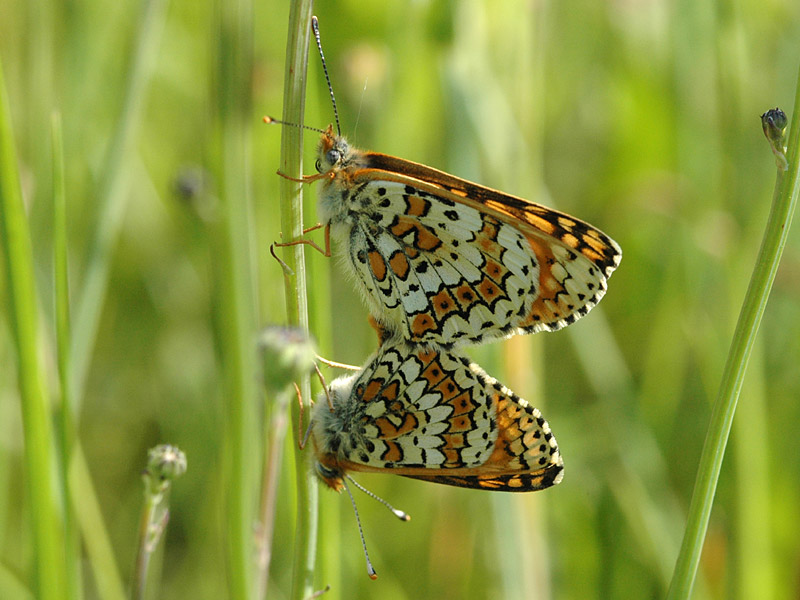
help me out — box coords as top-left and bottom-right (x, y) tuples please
(1, 0), (799, 598)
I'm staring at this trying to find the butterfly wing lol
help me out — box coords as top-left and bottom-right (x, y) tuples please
(338, 179), (537, 347)
(319, 139), (620, 347)
(312, 343), (563, 493)
(361, 152), (622, 333)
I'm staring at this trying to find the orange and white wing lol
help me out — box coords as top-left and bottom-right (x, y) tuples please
(312, 342), (563, 493)
(331, 179), (537, 347)
(317, 135), (620, 348)
(362, 152), (622, 336)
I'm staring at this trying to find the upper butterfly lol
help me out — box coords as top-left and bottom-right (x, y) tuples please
(274, 16), (621, 349)
(307, 124), (622, 349)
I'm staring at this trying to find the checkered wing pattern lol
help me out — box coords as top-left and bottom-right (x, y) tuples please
(312, 342), (563, 493)
(315, 129), (621, 348)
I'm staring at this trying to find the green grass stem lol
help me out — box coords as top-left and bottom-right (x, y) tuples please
(0, 59), (66, 600)
(51, 111), (82, 600)
(132, 445), (187, 600)
(133, 489), (161, 600)
(276, 3), (317, 598)
(70, 447), (126, 600)
(666, 69), (800, 599)
(733, 341), (773, 600)
(255, 388), (290, 600)
(214, 0), (256, 595)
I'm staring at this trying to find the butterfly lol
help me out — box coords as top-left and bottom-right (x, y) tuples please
(311, 127), (622, 349)
(273, 18), (621, 349)
(311, 340), (564, 494)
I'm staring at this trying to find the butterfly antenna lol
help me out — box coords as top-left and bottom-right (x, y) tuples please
(311, 16), (341, 136)
(341, 479), (378, 580)
(346, 474), (411, 521)
(262, 115), (327, 135)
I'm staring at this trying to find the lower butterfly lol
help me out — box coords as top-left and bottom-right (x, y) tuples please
(271, 16), (622, 349)
(312, 340), (563, 494)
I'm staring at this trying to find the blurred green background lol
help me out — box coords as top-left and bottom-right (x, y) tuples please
(2, 0), (800, 598)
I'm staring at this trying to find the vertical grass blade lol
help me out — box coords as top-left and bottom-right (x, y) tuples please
(276, 3), (317, 598)
(213, 0), (257, 593)
(213, 0), (257, 596)
(70, 447), (126, 600)
(69, 0), (169, 402)
(0, 59), (66, 600)
(733, 343), (774, 599)
(666, 70), (800, 599)
(51, 111), (82, 600)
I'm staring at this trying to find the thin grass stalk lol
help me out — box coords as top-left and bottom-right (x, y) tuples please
(52, 111), (82, 600)
(276, 2), (317, 598)
(132, 489), (159, 600)
(733, 343), (773, 600)
(132, 445), (186, 600)
(253, 327), (319, 599)
(214, 0), (256, 595)
(666, 73), (800, 599)
(70, 446), (126, 600)
(0, 59), (66, 600)
(69, 0), (169, 403)
(255, 389), (290, 599)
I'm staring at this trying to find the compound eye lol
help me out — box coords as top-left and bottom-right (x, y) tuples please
(315, 158), (322, 173)
(326, 149), (340, 165)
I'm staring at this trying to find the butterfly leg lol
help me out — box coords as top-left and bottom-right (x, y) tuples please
(301, 222), (324, 235)
(275, 169), (330, 184)
(313, 363), (334, 411)
(293, 382), (317, 450)
(269, 243), (294, 276)
(294, 355), (344, 450)
(292, 383), (305, 448)
(273, 223), (332, 258)
(315, 355), (361, 371)
(277, 222), (324, 239)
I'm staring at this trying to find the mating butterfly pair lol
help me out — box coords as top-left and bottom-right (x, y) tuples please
(303, 118), (620, 495)
(278, 17), (620, 504)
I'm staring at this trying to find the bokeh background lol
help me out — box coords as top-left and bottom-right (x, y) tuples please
(2, 0), (800, 598)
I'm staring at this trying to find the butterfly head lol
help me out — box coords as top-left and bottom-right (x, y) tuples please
(315, 124), (354, 175)
(311, 372), (360, 491)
